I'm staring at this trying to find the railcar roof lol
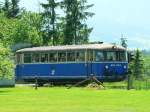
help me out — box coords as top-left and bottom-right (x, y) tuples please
(16, 43), (126, 53)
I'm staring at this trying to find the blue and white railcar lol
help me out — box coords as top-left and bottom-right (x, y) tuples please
(15, 43), (128, 84)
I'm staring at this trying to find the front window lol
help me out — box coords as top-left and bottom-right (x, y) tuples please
(117, 51), (126, 61)
(106, 51), (116, 61)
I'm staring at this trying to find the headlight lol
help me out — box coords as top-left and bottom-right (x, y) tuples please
(105, 65), (109, 69)
(124, 65), (127, 69)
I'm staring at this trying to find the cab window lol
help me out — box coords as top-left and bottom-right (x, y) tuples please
(106, 51), (116, 61)
(116, 51), (126, 61)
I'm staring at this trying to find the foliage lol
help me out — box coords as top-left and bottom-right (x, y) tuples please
(2, 0), (10, 17)
(0, 12), (43, 49)
(2, 0), (20, 18)
(41, 0), (59, 45)
(0, 2), (2, 12)
(61, 0), (94, 45)
(129, 49), (144, 80)
(0, 13), (18, 46)
(0, 43), (14, 79)
(12, 11), (43, 47)
(133, 79), (150, 90)
(1, 0), (94, 46)
(143, 55), (150, 77)
(10, 0), (20, 18)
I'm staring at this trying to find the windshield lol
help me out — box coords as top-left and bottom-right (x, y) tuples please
(94, 51), (127, 62)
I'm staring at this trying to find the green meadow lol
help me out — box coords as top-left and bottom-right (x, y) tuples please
(0, 86), (150, 112)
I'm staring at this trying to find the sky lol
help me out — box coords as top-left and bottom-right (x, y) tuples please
(1, 0), (150, 50)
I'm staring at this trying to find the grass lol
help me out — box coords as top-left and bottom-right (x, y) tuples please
(0, 86), (150, 112)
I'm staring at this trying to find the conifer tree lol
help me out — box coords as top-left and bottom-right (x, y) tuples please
(2, 0), (11, 17)
(2, 0), (20, 18)
(130, 49), (144, 79)
(41, 0), (59, 45)
(0, 2), (3, 13)
(10, 0), (20, 18)
(62, 0), (94, 45)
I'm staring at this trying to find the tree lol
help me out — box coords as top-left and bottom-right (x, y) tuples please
(0, 12), (43, 50)
(10, 0), (20, 18)
(2, 0), (20, 18)
(2, 0), (11, 17)
(41, 0), (59, 45)
(0, 2), (3, 13)
(130, 49), (144, 79)
(0, 13), (18, 46)
(62, 0), (94, 45)
(12, 12), (43, 47)
(0, 43), (14, 80)
(127, 49), (144, 90)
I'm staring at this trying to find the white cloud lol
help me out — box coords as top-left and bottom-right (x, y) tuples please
(127, 35), (150, 50)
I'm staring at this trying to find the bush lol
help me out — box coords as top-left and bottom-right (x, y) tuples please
(0, 43), (14, 79)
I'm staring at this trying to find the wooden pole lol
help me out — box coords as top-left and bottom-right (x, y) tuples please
(35, 77), (38, 90)
(127, 73), (130, 90)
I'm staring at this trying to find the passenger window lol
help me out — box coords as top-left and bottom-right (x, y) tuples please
(106, 52), (116, 61)
(49, 53), (57, 62)
(58, 52), (66, 62)
(41, 54), (48, 63)
(67, 52), (75, 62)
(24, 53), (31, 63)
(76, 51), (85, 62)
(95, 51), (104, 61)
(32, 53), (40, 63)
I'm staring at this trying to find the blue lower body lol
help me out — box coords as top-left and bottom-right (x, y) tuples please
(15, 62), (128, 83)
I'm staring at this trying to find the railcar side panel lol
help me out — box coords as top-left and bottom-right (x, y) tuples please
(16, 63), (88, 80)
(16, 62), (128, 82)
